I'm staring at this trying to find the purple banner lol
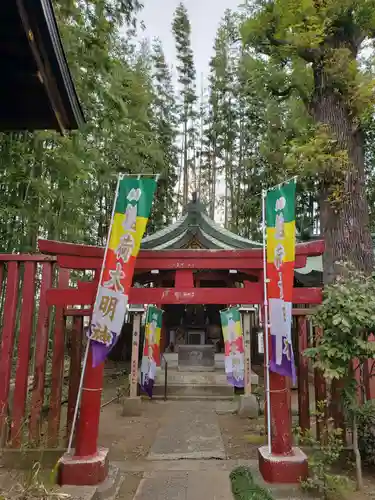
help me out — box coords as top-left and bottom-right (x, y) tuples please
(269, 335), (296, 384)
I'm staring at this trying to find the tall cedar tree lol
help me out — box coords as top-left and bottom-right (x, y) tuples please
(241, 0), (375, 283)
(172, 3), (197, 207)
(0, 1), (176, 252)
(208, 13), (238, 228)
(149, 39), (179, 232)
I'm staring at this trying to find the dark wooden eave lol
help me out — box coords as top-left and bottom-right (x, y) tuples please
(0, 0), (84, 132)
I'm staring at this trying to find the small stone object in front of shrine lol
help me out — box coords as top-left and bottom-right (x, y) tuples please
(178, 345), (215, 371)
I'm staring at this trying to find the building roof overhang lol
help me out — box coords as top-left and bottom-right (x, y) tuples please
(0, 0), (84, 132)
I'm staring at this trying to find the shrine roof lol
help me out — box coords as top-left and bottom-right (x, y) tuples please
(142, 195), (263, 250)
(0, 0), (84, 131)
(141, 194), (328, 285)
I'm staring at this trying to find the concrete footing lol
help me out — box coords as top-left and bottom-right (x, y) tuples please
(60, 464), (122, 500)
(58, 447), (109, 486)
(238, 394), (259, 418)
(121, 396), (143, 417)
(258, 445), (308, 484)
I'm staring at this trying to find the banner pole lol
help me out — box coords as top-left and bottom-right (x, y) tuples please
(262, 188), (272, 454)
(67, 174), (123, 454)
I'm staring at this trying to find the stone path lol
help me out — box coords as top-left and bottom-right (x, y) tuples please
(113, 459), (306, 500)
(147, 401), (226, 461)
(131, 401), (231, 499)
(111, 400), (306, 500)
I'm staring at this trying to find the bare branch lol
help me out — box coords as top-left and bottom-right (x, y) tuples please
(268, 83), (310, 107)
(266, 33), (320, 63)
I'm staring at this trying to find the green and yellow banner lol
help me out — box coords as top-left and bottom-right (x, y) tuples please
(90, 176), (157, 367)
(141, 306), (163, 397)
(220, 307), (245, 388)
(266, 179), (296, 382)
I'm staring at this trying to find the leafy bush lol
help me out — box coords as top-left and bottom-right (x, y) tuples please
(304, 263), (375, 491)
(357, 399), (375, 466)
(294, 403), (353, 500)
(230, 466), (274, 500)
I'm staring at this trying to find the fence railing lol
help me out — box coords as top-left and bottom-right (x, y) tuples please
(0, 254), (88, 450)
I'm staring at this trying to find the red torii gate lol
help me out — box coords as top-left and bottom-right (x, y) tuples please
(38, 238), (324, 486)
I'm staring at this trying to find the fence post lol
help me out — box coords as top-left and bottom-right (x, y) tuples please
(29, 262), (53, 444)
(0, 262), (20, 443)
(297, 316), (310, 432)
(11, 262), (37, 447)
(314, 327), (327, 442)
(48, 268), (70, 447)
(364, 334), (375, 400)
(130, 312), (141, 398)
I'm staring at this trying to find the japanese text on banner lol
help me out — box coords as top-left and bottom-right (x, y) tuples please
(140, 306), (163, 398)
(90, 177), (157, 367)
(266, 179), (296, 382)
(220, 307), (245, 388)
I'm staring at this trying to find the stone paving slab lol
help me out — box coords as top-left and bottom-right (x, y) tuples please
(215, 400), (238, 415)
(113, 458), (252, 473)
(133, 472), (188, 500)
(133, 471), (232, 500)
(186, 471), (233, 500)
(114, 459), (306, 498)
(147, 401), (226, 461)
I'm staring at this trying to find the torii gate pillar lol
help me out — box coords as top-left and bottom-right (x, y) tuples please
(58, 347), (109, 486)
(259, 311), (308, 483)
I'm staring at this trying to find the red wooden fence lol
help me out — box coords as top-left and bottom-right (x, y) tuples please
(0, 255), (87, 449)
(0, 252), (373, 450)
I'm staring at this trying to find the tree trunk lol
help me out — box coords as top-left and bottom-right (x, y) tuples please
(211, 150), (217, 219)
(183, 116), (189, 207)
(224, 148), (229, 228)
(310, 87), (374, 284)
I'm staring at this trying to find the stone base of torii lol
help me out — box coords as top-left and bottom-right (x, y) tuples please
(259, 370), (308, 483)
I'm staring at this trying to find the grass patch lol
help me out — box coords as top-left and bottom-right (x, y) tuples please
(230, 466), (274, 500)
(244, 434), (266, 445)
(0, 462), (69, 499)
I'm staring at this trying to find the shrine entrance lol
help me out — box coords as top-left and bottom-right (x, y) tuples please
(163, 304), (224, 351)
(0, 194), (327, 488)
(35, 212), (324, 476)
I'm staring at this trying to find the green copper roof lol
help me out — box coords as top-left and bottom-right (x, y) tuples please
(141, 195), (262, 250)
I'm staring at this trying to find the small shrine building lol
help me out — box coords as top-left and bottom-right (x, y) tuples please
(134, 193), (322, 357)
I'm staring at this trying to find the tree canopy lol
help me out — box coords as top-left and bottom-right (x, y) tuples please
(2, 0), (375, 285)
(240, 0), (375, 281)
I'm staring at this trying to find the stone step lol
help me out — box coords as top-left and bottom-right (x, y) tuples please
(165, 371), (229, 385)
(162, 352), (225, 370)
(153, 383), (234, 397)
(147, 395), (235, 401)
(158, 369), (259, 385)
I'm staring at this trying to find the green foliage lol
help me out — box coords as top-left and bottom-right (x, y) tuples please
(149, 39), (179, 231)
(240, 0), (375, 279)
(294, 402), (353, 499)
(0, 0), (178, 253)
(230, 466), (274, 500)
(304, 263), (375, 490)
(305, 263), (375, 380)
(357, 399), (375, 466)
(240, 0), (375, 117)
(172, 2), (197, 207)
